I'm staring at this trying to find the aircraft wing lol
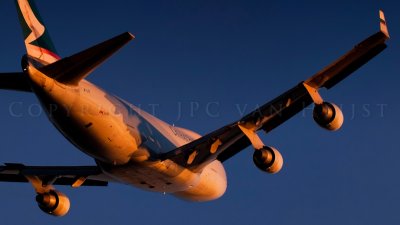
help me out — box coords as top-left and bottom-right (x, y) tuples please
(159, 11), (390, 172)
(160, 83), (314, 171)
(0, 163), (109, 187)
(0, 72), (32, 92)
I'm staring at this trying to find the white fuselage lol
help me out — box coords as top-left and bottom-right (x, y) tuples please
(27, 65), (227, 201)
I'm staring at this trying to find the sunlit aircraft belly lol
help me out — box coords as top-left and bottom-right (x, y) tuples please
(89, 100), (227, 199)
(30, 77), (138, 164)
(29, 70), (226, 199)
(31, 73), (195, 160)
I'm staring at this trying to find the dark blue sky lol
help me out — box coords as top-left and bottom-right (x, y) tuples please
(0, 1), (399, 224)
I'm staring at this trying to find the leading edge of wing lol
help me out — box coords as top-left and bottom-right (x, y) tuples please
(0, 163), (109, 187)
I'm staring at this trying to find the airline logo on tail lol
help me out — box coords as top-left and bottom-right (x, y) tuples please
(15, 0), (60, 64)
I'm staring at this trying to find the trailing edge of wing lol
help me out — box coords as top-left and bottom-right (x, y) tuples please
(39, 32), (135, 86)
(305, 10), (389, 89)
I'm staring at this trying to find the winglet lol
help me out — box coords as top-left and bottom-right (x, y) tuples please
(379, 10), (390, 38)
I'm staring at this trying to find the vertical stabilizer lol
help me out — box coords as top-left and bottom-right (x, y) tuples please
(15, 0), (60, 65)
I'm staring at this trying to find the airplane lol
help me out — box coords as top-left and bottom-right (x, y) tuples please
(0, 0), (390, 217)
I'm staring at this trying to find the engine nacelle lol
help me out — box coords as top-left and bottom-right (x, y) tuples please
(253, 146), (283, 174)
(36, 190), (70, 217)
(313, 102), (344, 131)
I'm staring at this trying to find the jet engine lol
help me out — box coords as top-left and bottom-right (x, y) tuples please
(36, 190), (70, 217)
(253, 146), (283, 174)
(313, 102), (344, 131)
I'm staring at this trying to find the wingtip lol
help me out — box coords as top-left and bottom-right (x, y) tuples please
(379, 9), (390, 38)
(127, 32), (136, 40)
(120, 32), (135, 41)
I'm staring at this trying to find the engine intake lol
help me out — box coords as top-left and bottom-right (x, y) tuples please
(313, 102), (344, 131)
(36, 190), (70, 217)
(253, 146), (283, 174)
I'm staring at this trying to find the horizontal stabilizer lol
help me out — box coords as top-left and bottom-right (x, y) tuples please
(40, 32), (135, 85)
(0, 72), (32, 92)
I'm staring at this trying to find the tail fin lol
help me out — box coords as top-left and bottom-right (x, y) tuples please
(15, 0), (60, 65)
